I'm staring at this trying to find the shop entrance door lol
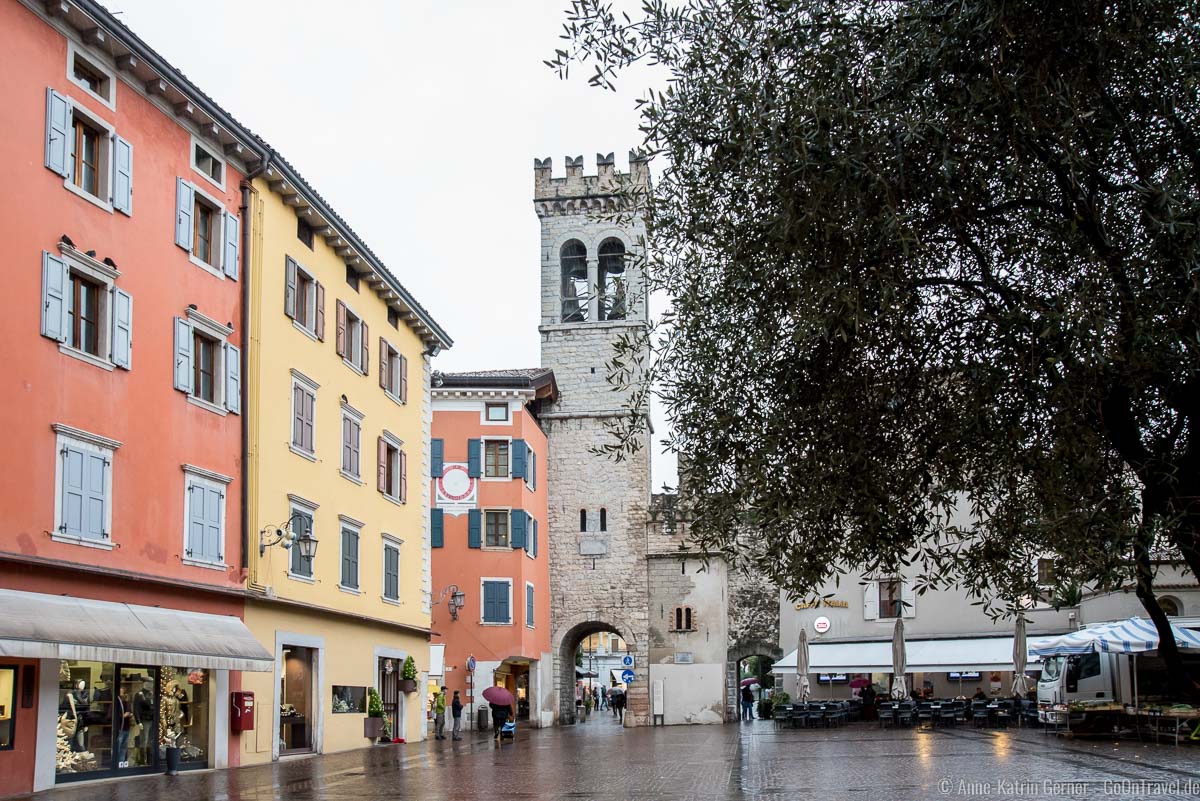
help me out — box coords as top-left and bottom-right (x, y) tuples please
(56, 661), (159, 783)
(378, 659), (400, 739)
(280, 646), (314, 753)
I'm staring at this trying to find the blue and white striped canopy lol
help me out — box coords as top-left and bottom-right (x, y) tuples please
(1029, 617), (1200, 656)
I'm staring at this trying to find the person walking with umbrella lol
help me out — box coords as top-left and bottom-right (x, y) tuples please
(610, 686), (626, 723)
(740, 683), (755, 721)
(482, 686), (515, 741)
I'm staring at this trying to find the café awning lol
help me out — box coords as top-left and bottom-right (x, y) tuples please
(0, 588), (274, 672)
(773, 635), (1043, 674)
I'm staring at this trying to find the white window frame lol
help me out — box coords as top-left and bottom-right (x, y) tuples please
(66, 41), (116, 111)
(480, 436), (512, 482)
(342, 303), (365, 374)
(479, 577), (513, 626)
(56, 246), (120, 371)
(482, 402), (510, 425)
(482, 507), (511, 551)
(337, 515), (363, 594)
(292, 261), (319, 339)
(525, 581), (535, 629)
(187, 180), (227, 279)
(290, 369), (319, 461)
(524, 448), (536, 492)
(340, 401), (364, 484)
(286, 496), (318, 583)
(381, 533), (403, 605)
(61, 97), (115, 213)
(184, 308), (233, 415)
(181, 465), (232, 570)
(190, 135), (226, 191)
(380, 431), (405, 503)
(51, 424), (119, 550)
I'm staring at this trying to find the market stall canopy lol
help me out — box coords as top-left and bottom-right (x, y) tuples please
(773, 635), (1043, 674)
(0, 588), (274, 671)
(1029, 617), (1200, 656)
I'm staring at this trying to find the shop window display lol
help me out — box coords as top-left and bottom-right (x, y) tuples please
(0, 666), (15, 749)
(159, 666), (208, 767)
(332, 685), (366, 713)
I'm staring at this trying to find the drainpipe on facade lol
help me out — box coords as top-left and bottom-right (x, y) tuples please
(240, 149), (273, 575)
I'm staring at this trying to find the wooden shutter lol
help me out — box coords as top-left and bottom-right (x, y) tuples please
(863, 581), (880, 621)
(60, 445), (85, 535)
(110, 288), (133, 369)
(511, 439), (527, 481)
(528, 447), (536, 490)
(378, 338), (389, 390)
(335, 300), (347, 357)
(523, 512), (532, 554)
(45, 88), (72, 177)
(284, 257), (297, 319)
(431, 439), (444, 477)
(399, 354), (408, 403)
(467, 439), (481, 478)
(377, 436), (388, 493)
(303, 391), (315, 451)
(384, 545), (399, 599)
(292, 386), (304, 447)
(222, 210), (239, 279)
(341, 528), (359, 588)
(360, 320), (369, 374)
(82, 449), (108, 540)
(482, 582), (496, 622)
(431, 508), (444, 548)
(399, 447), (407, 503)
(901, 580), (916, 619)
(224, 342), (241, 413)
(467, 509), (481, 548)
(315, 281), (326, 340)
(498, 583), (510, 622)
(532, 518), (538, 558)
(510, 509), (526, 550)
(112, 135), (133, 215)
(527, 584), (534, 626)
(41, 251), (69, 343)
(173, 317), (193, 392)
(186, 483), (205, 558)
(175, 178), (194, 251)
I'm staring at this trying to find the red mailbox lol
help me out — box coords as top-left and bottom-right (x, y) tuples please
(231, 691), (255, 732)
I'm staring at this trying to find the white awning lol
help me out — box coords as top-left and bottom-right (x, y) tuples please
(773, 635), (1042, 674)
(429, 644), (445, 677)
(610, 669), (626, 685)
(0, 588), (274, 672)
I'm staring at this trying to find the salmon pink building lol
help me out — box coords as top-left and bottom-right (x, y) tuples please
(430, 370), (555, 728)
(0, 1), (271, 793)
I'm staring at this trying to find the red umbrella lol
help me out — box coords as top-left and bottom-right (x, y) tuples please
(482, 686), (514, 707)
(740, 678), (760, 687)
(849, 678), (871, 689)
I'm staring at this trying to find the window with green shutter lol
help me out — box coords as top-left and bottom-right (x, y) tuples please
(526, 583), (535, 628)
(482, 580), (511, 624)
(383, 541), (400, 601)
(340, 526), (359, 589)
(289, 509), (314, 577)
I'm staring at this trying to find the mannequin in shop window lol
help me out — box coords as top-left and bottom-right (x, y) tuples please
(134, 681), (155, 751)
(59, 680), (90, 752)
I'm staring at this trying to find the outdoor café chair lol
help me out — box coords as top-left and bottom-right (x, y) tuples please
(896, 701), (916, 727)
(971, 700), (989, 727)
(952, 701), (967, 726)
(805, 704), (826, 728)
(937, 702), (957, 727)
(917, 701), (934, 726)
(773, 704), (791, 730)
(878, 701), (896, 728)
(994, 701), (1013, 729)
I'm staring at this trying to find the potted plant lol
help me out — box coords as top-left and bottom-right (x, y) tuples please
(398, 656), (418, 694)
(364, 688), (386, 740)
(768, 691), (791, 721)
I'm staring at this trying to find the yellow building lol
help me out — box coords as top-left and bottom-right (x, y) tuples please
(239, 157), (451, 763)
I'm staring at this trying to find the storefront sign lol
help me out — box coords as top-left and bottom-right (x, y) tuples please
(794, 599), (849, 609)
(813, 616), (831, 634)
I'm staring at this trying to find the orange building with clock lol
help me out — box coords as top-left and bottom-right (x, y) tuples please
(429, 369), (555, 728)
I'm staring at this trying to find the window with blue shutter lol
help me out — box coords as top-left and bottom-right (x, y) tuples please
(526, 584), (535, 627)
(510, 509), (526, 550)
(383, 543), (400, 600)
(45, 88), (72, 178)
(467, 509), (481, 548)
(175, 178), (194, 251)
(341, 527), (359, 589)
(431, 508), (444, 548)
(511, 439), (526, 480)
(290, 510), (314, 577)
(532, 518), (538, 558)
(185, 477), (224, 564)
(222, 210), (239, 279)
(529, 447), (536, 490)
(173, 317), (193, 393)
(482, 580), (510, 623)
(41, 252), (69, 343)
(224, 342), (240, 413)
(112, 135), (133, 215)
(57, 437), (111, 542)
(431, 438), (444, 477)
(467, 439), (481, 478)
(110, 288), (133, 369)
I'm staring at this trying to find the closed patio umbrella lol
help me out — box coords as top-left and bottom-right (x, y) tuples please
(890, 618), (909, 700)
(1011, 617), (1030, 697)
(796, 628), (811, 701)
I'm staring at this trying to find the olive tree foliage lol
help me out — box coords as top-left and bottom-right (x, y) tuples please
(549, 0), (1200, 647)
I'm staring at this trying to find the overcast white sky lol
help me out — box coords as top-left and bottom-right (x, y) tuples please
(108, 0), (677, 487)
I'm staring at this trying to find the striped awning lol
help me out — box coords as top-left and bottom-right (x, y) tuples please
(0, 588), (274, 671)
(1029, 617), (1200, 656)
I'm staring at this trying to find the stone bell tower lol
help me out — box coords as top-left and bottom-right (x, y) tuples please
(535, 152), (653, 725)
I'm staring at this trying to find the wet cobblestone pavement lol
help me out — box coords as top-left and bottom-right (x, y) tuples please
(14, 716), (1200, 801)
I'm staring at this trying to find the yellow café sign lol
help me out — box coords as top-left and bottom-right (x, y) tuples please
(794, 599), (849, 610)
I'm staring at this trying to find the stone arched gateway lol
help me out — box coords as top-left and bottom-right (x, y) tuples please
(554, 615), (648, 725)
(726, 641), (784, 719)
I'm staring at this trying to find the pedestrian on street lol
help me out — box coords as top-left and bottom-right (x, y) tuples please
(600, 686), (608, 710)
(451, 690), (463, 740)
(612, 690), (626, 723)
(434, 686), (447, 740)
(492, 703), (512, 740)
(740, 685), (755, 721)
(593, 686), (600, 709)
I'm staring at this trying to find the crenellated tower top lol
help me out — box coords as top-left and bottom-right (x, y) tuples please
(533, 151), (650, 214)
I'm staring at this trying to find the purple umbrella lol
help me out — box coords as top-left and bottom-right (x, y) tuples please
(740, 677), (760, 687)
(482, 686), (514, 707)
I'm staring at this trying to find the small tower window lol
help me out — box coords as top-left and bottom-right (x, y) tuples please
(580, 509), (587, 532)
(561, 240), (589, 322)
(599, 507), (607, 532)
(598, 238), (626, 321)
(673, 606), (694, 631)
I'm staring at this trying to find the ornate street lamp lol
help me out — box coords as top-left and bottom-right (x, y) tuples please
(259, 513), (320, 560)
(433, 585), (466, 620)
